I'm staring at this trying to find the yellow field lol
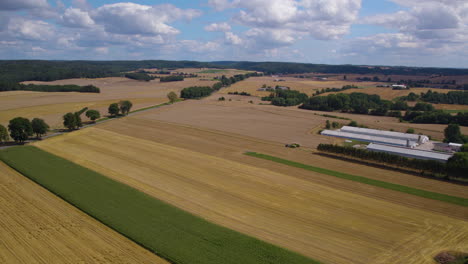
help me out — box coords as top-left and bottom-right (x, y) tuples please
(0, 161), (167, 264)
(220, 76), (379, 96)
(35, 123), (468, 264)
(0, 77), (215, 128)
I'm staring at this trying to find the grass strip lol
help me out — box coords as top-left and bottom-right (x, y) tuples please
(245, 152), (468, 207)
(0, 146), (317, 264)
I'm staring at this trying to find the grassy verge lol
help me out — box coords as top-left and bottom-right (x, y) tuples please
(245, 152), (468, 207)
(0, 146), (317, 264)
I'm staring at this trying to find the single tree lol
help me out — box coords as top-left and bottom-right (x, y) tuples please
(108, 103), (120, 116)
(31, 118), (49, 139)
(8, 117), (33, 143)
(406, 128), (415, 134)
(74, 112), (83, 128)
(86, 109), (100, 122)
(63, 112), (77, 130)
(325, 120), (331, 129)
(444, 123), (464, 143)
(167, 91), (178, 103)
(0, 124), (9, 143)
(119, 100), (133, 115)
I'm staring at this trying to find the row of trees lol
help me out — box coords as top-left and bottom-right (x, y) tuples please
(180, 86), (213, 99)
(262, 90), (309, 106)
(160, 75), (184, 82)
(108, 101), (133, 116)
(317, 144), (448, 176)
(313, 85), (358, 96)
(124, 72), (156, 81)
(403, 111), (468, 126)
(0, 83), (100, 93)
(417, 90), (468, 105)
(0, 117), (49, 143)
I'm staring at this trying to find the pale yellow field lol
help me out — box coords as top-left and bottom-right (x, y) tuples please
(35, 125), (468, 264)
(220, 76), (379, 96)
(0, 77), (215, 128)
(0, 161), (167, 264)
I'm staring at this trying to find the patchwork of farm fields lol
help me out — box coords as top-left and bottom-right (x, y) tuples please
(32, 123), (468, 264)
(0, 161), (166, 264)
(0, 77), (215, 128)
(220, 76), (379, 96)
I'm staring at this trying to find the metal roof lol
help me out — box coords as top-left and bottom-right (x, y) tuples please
(321, 130), (418, 147)
(367, 143), (452, 162)
(340, 126), (429, 143)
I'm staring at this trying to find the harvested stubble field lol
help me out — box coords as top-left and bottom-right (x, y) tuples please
(220, 76), (379, 97)
(0, 77), (215, 128)
(0, 161), (167, 264)
(139, 94), (468, 143)
(34, 117), (468, 264)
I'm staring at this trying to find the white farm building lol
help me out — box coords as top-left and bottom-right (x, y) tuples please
(366, 143), (452, 162)
(321, 126), (429, 148)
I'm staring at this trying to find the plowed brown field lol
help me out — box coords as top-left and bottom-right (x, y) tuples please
(35, 120), (468, 264)
(0, 161), (168, 264)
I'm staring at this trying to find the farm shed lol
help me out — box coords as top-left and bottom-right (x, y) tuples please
(321, 130), (418, 147)
(340, 126), (429, 144)
(366, 143), (453, 162)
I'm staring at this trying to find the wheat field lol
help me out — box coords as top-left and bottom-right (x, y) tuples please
(35, 126), (468, 264)
(0, 161), (168, 264)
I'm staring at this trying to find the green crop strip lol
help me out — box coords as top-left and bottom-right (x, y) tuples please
(0, 146), (318, 264)
(245, 152), (468, 207)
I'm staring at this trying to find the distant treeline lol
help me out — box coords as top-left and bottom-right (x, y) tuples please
(0, 82), (100, 93)
(262, 90), (308, 106)
(160, 75), (184, 82)
(3, 60), (468, 85)
(317, 144), (458, 178)
(212, 61), (468, 76)
(124, 72), (156, 81)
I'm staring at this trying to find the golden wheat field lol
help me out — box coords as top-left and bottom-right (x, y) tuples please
(220, 76), (379, 96)
(0, 161), (167, 264)
(35, 123), (468, 264)
(0, 77), (215, 128)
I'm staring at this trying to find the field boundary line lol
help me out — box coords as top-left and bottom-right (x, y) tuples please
(244, 152), (468, 207)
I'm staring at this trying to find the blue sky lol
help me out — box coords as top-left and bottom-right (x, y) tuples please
(1, 0), (467, 68)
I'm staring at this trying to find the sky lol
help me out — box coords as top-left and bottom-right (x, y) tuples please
(1, 0), (467, 68)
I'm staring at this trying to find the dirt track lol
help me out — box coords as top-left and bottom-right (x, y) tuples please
(0, 162), (168, 264)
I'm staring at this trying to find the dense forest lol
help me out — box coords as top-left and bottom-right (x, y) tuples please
(180, 86), (213, 99)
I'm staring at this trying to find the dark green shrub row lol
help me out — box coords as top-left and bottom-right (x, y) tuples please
(0, 82), (100, 93)
(124, 72), (156, 81)
(313, 85), (358, 96)
(403, 111), (468, 126)
(228, 91), (251, 96)
(419, 90), (468, 105)
(317, 144), (447, 175)
(160, 75), (184, 82)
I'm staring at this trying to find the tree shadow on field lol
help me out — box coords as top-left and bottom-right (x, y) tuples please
(314, 152), (468, 186)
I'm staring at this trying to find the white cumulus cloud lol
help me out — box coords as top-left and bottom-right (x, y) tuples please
(205, 22), (231, 32)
